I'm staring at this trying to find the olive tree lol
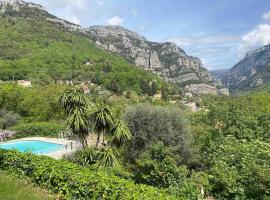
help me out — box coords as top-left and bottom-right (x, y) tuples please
(123, 103), (192, 163)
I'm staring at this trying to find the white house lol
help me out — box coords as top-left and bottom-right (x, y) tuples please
(17, 80), (31, 87)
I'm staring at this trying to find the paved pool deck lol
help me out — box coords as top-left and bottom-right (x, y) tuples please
(3, 137), (82, 159)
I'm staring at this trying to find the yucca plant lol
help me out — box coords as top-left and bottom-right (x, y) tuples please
(87, 102), (116, 147)
(59, 88), (90, 147)
(111, 120), (132, 147)
(96, 146), (118, 167)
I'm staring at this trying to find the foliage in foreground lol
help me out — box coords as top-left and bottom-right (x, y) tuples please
(0, 172), (54, 200)
(134, 142), (189, 188)
(192, 92), (270, 199)
(0, 149), (178, 200)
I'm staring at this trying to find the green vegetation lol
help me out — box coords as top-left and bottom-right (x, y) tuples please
(1, 81), (270, 199)
(0, 172), (54, 200)
(0, 107), (20, 129)
(123, 103), (191, 163)
(0, 15), (164, 94)
(0, 150), (177, 200)
(191, 92), (270, 199)
(1, 10), (270, 199)
(0, 83), (65, 122)
(60, 88), (90, 147)
(12, 122), (65, 138)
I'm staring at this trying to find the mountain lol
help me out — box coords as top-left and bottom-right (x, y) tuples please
(87, 26), (214, 86)
(210, 69), (229, 81)
(0, 0), (219, 94)
(223, 44), (270, 91)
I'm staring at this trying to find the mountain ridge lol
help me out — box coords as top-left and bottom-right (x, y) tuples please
(87, 25), (214, 86)
(0, 0), (225, 95)
(223, 44), (270, 91)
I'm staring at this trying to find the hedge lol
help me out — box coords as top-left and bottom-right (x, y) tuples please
(12, 122), (65, 138)
(0, 150), (178, 200)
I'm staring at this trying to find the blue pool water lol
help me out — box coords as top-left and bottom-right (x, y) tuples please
(0, 140), (64, 154)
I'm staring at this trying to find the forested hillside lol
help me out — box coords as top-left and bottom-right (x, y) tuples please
(0, 15), (165, 93)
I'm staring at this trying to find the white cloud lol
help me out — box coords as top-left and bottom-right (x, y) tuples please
(262, 11), (270, 21)
(238, 24), (270, 58)
(62, 14), (81, 24)
(107, 16), (124, 26)
(169, 35), (240, 47)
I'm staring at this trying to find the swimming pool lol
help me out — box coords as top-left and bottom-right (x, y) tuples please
(0, 140), (64, 154)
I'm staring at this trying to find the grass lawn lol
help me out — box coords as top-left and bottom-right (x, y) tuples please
(0, 172), (55, 200)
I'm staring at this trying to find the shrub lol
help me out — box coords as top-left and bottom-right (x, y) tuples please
(134, 142), (189, 188)
(12, 122), (64, 138)
(209, 136), (270, 199)
(123, 104), (192, 163)
(0, 149), (178, 200)
(0, 108), (20, 129)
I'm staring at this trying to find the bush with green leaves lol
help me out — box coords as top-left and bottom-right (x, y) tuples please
(66, 146), (119, 168)
(0, 84), (65, 122)
(12, 122), (64, 138)
(123, 103), (192, 163)
(0, 108), (20, 129)
(191, 93), (270, 199)
(208, 136), (270, 200)
(0, 149), (179, 200)
(134, 142), (189, 187)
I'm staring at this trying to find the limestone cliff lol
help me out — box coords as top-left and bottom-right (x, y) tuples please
(87, 25), (214, 85)
(223, 44), (270, 91)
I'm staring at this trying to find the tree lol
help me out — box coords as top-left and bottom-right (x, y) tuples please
(150, 81), (158, 96)
(209, 136), (270, 199)
(59, 88), (89, 147)
(123, 104), (192, 163)
(140, 79), (151, 95)
(111, 120), (132, 147)
(0, 108), (20, 130)
(161, 85), (169, 101)
(87, 102), (116, 147)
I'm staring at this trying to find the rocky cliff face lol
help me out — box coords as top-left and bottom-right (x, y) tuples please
(224, 44), (270, 90)
(0, 0), (45, 12)
(87, 25), (213, 85)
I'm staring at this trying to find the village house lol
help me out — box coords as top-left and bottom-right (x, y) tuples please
(17, 80), (31, 88)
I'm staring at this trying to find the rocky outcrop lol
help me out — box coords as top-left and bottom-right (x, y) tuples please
(87, 25), (214, 85)
(184, 83), (218, 95)
(223, 44), (270, 91)
(218, 88), (230, 96)
(0, 0), (45, 11)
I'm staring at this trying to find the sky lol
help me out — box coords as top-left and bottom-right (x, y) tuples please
(25, 0), (270, 70)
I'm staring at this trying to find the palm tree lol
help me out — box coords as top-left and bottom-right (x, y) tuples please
(87, 102), (116, 147)
(111, 120), (132, 147)
(59, 88), (89, 148)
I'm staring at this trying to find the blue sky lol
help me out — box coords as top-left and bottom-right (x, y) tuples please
(27, 0), (270, 70)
